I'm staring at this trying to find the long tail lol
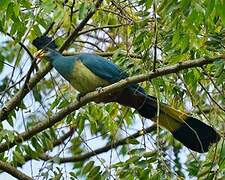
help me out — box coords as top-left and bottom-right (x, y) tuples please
(116, 89), (220, 153)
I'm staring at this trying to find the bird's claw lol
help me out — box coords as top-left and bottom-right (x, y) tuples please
(76, 93), (85, 101)
(96, 87), (103, 93)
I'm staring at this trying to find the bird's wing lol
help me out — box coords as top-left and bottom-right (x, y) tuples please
(78, 53), (126, 83)
(78, 53), (145, 93)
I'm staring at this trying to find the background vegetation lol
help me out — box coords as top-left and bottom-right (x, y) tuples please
(0, 0), (224, 179)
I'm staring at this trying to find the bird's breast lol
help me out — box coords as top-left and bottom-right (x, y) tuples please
(70, 60), (110, 93)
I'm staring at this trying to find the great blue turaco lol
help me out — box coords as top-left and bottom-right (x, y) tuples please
(33, 35), (220, 153)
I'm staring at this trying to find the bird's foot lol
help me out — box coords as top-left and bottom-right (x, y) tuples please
(76, 93), (85, 102)
(96, 87), (104, 93)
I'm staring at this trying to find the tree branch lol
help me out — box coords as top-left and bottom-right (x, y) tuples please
(63, 51), (142, 59)
(77, 23), (131, 36)
(0, 0), (104, 122)
(83, 33), (113, 43)
(74, 40), (104, 52)
(0, 55), (221, 153)
(0, 160), (32, 180)
(39, 125), (157, 163)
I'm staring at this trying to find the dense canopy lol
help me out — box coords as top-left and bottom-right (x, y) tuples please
(0, 0), (224, 179)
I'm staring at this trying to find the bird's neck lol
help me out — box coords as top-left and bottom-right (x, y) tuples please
(46, 50), (63, 62)
(50, 55), (75, 81)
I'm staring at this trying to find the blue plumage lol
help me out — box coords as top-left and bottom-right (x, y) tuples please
(33, 36), (220, 153)
(45, 50), (75, 81)
(44, 49), (143, 94)
(80, 54), (127, 83)
(80, 53), (144, 93)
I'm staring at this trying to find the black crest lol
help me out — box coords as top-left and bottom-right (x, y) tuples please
(32, 35), (58, 50)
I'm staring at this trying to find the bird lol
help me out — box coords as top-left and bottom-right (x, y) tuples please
(33, 35), (220, 153)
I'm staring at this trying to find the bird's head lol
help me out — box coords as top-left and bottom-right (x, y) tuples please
(35, 48), (62, 62)
(33, 35), (60, 62)
(32, 35), (57, 50)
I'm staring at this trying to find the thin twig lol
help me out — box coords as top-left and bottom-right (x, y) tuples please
(199, 81), (225, 112)
(74, 40), (104, 52)
(153, 0), (157, 71)
(78, 24), (131, 36)
(43, 22), (55, 37)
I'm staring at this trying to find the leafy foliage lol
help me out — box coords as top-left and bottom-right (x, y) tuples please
(0, 0), (224, 179)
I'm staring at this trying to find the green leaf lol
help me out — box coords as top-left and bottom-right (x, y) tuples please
(0, 0), (10, 10)
(214, 62), (224, 77)
(31, 137), (43, 152)
(20, 0), (32, 8)
(150, 172), (162, 180)
(13, 150), (25, 164)
(58, 99), (69, 108)
(126, 155), (141, 164)
(111, 162), (124, 168)
(10, 21), (17, 36)
(219, 159), (225, 170)
(197, 163), (212, 178)
(33, 88), (42, 102)
(187, 159), (199, 176)
(206, 0), (215, 15)
(82, 161), (95, 174)
(143, 151), (157, 158)
(87, 166), (101, 177)
(7, 132), (15, 143)
(172, 30), (180, 47)
(16, 21), (26, 41)
(219, 1), (225, 25)
(126, 138), (140, 144)
(69, 172), (77, 178)
(19, 101), (27, 109)
(6, 2), (15, 19)
(0, 54), (4, 72)
(40, 0), (55, 13)
(0, 18), (4, 32)
(128, 148), (145, 155)
(0, 123), (3, 131)
(13, 1), (20, 16)
(145, 0), (152, 9)
(78, 116), (85, 135)
(50, 98), (60, 110)
(140, 168), (151, 179)
(49, 128), (57, 139)
(41, 135), (53, 150)
(79, 3), (88, 20)
(7, 110), (15, 127)
(24, 145), (39, 158)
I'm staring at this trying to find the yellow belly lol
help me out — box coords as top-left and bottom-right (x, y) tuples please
(70, 60), (110, 93)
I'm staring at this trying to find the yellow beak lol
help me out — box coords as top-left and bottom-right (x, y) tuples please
(35, 50), (45, 59)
